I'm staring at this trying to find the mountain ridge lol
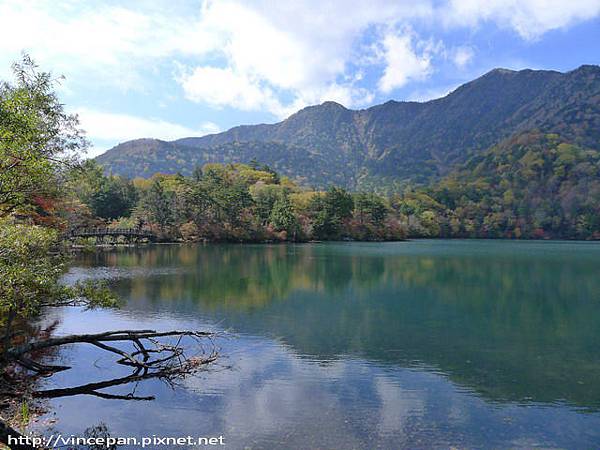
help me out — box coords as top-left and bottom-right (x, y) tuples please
(97, 64), (600, 188)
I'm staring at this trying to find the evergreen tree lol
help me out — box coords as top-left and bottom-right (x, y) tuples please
(142, 179), (174, 232)
(270, 195), (298, 238)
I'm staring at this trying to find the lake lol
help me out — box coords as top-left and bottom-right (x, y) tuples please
(41, 240), (600, 449)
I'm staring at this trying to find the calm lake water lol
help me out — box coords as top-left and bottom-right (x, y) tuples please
(41, 240), (600, 449)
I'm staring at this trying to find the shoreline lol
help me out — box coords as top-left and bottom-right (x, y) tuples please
(66, 235), (600, 252)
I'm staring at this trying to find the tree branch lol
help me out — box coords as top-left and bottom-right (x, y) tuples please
(7, 330), (212, 360)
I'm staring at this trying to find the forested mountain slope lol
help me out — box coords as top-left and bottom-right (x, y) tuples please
(97, 65), (600, 189)
(425, 131), (600, 238)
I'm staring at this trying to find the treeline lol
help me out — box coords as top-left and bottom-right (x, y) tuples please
(67, 161), (407, 242)
(69, 131), (600, 242)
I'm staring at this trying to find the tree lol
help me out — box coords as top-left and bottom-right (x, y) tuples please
(310, 187), (354, 239)
(67, 160), (137, 221)
(141, 179), (174, 232)
(180, 178), (212, 229)
(88, 176), (137, 220)
(0, 59), (218, 440)
(324, 186), (353, 221)
(217, 180), (254, 226)
(270, 194), (299, 238)
(309, 194), (334, 239)
(0, 54), (86, 215)
(354, 192), (387, 227)
(251, 184), (284, 225)
(196, 166), (254, 226)
(0, 220), (117, 360)
(0, 56), (113, 357)
(64, 160), (139, 227)
(67, 159), (105, 205)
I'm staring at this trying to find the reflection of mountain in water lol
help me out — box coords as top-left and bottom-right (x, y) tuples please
(75, 242), (600, 410)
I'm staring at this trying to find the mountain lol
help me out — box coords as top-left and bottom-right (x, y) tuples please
(96, 65), (600, 188)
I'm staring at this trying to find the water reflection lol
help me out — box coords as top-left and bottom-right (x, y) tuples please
(72, 241), (600, 410)
(46, 241), (600, 448)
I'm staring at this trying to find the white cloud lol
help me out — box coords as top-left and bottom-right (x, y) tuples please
(177, 0), (600, 113)
(179, 63), (377, 118)
(175, 0), (431, 116)
(378, 30), (436, 93)
(1, 0), (599, 120)
(0, 0), (216, 90)
(197, 121), (221, 135)
(444, 0), (600, 40)
(76, 108), (219, 156)
(452, 46), (475, 68)
(205, 0), (433, 89)
(178, 66), (282, 113)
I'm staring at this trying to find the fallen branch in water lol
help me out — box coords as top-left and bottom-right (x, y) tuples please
(6, 330), (214, 362)
(5, 329), (215, 375)
(1, 328), (218, 449)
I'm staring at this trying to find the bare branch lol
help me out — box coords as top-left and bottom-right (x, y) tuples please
(7, 329), (212, 359)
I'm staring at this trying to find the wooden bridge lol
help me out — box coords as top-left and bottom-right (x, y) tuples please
(66, 228), (157, 244)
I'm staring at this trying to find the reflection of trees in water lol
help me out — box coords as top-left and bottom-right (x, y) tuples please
(98, 245), (388, 309)
(82, 244), (598, 315)
(77, 244), (600, 409)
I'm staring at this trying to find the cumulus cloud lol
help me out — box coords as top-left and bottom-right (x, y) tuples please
(178, 66), (279, 112)
(175, 0), (430, 116)
(444, 0), (600, 40)
(0, 1), (597, 80)
(178, 0), (600, 114)
(377, 30), (437, 93)
(177, 0), (599, 114)
(179, 64), (376, 118)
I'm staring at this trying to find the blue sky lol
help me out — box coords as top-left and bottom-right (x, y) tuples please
(1, 0), (599, 157)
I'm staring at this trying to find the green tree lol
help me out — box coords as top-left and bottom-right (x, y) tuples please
(270, 194), (299, 238)
(0, 56), (116, 354)
(251, 184), (284, 225)
(324, 186), (353, 220)
(180, 178), (212, 229)
(0, 54), (86, 214)
(67, 159), (105, 205)
(0, 221), (116, 356)
(354, 192), (387, 227)
(141, 179), (174, 232)
(88, 176), (137, 220)
(310, 187), (354, 239)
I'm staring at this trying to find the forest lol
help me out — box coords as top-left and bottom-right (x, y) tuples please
(67, 131), (600, 243)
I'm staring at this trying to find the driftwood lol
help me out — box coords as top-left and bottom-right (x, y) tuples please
(1, 328), (218, 449)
